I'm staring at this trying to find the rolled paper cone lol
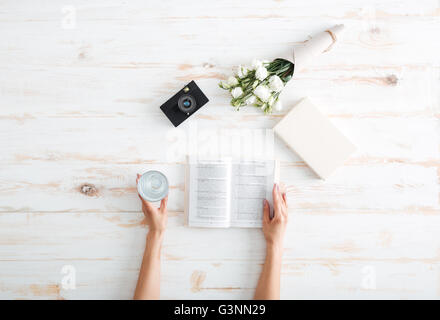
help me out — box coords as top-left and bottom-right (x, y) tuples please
(292, 24), (345, 73)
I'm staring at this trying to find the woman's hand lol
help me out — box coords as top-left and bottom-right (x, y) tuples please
(136, 174), (168, 236)
(254, 183), (288, 300)
(262, 183), (288, 251)
(134, 174), (169, 300)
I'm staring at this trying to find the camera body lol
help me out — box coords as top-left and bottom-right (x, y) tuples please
(160, 80), (209, 127)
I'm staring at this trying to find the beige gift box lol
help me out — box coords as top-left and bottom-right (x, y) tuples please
(274, 98), (356, 179)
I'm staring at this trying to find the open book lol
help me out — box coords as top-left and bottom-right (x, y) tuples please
(185, 157), (279, 228)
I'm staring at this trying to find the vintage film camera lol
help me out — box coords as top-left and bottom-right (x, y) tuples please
(160, 81), (209, 127)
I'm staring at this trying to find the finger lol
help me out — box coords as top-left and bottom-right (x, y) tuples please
(138, 194), (155, 212)
(277, 182), (286, 204)
(272, 183), (281, 214)
(262, 199), (270, 222)
(160, 195), (168, 214)
(277, 184), (286, 209)
(136, 173), (141, 184)
(280, 184), (287, 205)
(279, 182), (286, 194)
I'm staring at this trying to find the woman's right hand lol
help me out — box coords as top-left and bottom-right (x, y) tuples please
(262, 183), (288, 250)
(136, 174), (168, 236)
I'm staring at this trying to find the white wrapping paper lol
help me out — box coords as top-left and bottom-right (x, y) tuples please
(279, 24), (345, 74)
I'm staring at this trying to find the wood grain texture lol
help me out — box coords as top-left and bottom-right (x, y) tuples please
(0, 0), (439, 299)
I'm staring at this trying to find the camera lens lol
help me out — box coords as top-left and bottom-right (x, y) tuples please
(178, 94), (197, 114)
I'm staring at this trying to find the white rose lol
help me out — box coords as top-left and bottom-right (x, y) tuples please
(274, 100), (283, 111)
(236, 65), (248, 79)
(255, 66), (268, 80)
(268, 75), (284, 92)
(254, 85), (271, 102)
(227, 76), (239, 87)
(251, 59), (263, 70)
(231, 87), (243, 98)
(245, 95), (257, 105)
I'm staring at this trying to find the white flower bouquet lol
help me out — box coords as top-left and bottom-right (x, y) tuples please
(219, 58), (294, 113)
(219, 24), (345, 114)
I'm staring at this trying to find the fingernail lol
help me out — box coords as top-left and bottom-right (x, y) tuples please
(276, 183), (279, 191)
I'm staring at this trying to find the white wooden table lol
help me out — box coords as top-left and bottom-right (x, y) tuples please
(0, 0), (439, 299)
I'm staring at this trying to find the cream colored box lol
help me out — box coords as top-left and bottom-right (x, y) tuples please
(274, 98), (356, 179)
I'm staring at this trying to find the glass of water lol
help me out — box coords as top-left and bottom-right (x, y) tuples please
(137, 170), (169, 202)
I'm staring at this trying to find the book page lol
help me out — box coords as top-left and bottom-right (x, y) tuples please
(230, 161), (275, 228)
(187, 159), (232, 228)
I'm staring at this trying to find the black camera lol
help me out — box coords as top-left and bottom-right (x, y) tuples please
(160, 80), (209, 127)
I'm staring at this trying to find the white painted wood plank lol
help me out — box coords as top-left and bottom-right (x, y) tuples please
(0, 162), (438, 213)
(1, 1), (439, 65)
(1, 67), (438, 120)
(1, 116), (438, 165)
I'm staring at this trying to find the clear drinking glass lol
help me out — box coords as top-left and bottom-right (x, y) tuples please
(137, 170), (169, 202)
